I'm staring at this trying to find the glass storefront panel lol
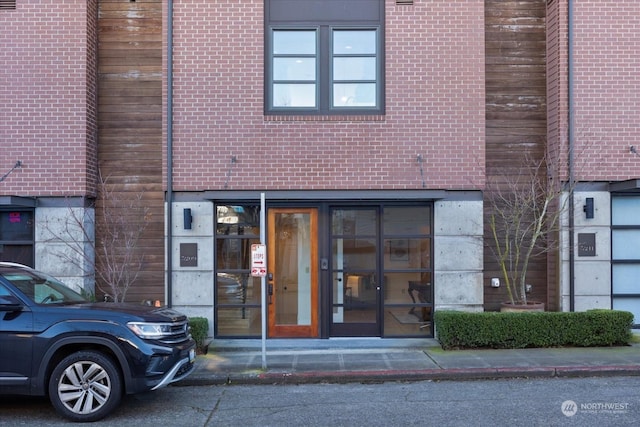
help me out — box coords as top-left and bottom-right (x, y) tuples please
(332, 238), (376, 270)
(383, 272), (431, 305)
(0, 210), (34, 266)
(0, 211), (34, 241)
(0, 244), (33, 266)
(384, 238), (430, 270)
(331, 209), (376, 236)
(216, 273), (261, 305)
(383, 309), (432, 336)
(382, 205), (432, 337)
(216, 307), (262, 337)
(612, 230), (640, 260)
(215, 204), (261, 337)
(217, 238), (260, 270)
(215, 202), (433, 338)
(383, 206), (431, 235)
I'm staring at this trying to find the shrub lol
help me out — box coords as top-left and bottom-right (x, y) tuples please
(188, 317), (209, 353)
(434, 309), (633, 350)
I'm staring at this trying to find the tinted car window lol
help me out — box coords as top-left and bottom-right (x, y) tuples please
(0, 270), (86, 304)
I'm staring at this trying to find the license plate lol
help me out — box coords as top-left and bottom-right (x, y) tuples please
(189, 348), (196, 362)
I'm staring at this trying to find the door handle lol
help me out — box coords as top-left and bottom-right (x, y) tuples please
(268, 283), (273, 304)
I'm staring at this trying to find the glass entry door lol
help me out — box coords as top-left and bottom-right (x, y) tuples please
(267, 208), (319, 337)
(330, 208), (380, 336)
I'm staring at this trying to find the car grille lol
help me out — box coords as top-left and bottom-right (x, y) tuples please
(158, 319), (191, 344)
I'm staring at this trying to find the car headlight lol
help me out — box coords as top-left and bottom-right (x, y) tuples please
(127, 322), (174, 339)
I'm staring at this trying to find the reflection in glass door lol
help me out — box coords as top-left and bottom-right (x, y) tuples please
(330, 208), (380, 336)
(267, 208), (319, 337)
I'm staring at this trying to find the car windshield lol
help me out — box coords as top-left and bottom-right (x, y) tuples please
(0, 269), (88, 304)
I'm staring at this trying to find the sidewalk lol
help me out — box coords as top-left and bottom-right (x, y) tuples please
(183, 334), (640, 386)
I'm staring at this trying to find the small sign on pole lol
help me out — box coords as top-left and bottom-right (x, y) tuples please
(251, 243), (267, 277)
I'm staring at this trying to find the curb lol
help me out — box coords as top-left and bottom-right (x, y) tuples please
(177, 365), (640, 387)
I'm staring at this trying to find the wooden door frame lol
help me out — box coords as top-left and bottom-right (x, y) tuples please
(267, 207), (319, 338)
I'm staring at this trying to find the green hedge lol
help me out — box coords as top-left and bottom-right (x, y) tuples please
(434, 309), (633, 350)
(188, 317), (209, 352)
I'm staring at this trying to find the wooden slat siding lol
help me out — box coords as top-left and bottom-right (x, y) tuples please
(545, 0), (561, 312)
(97, 0), (164, 303)
(484, 0), (551, 310)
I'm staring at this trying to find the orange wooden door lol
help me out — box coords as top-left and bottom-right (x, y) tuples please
(267, 208), (319, 338)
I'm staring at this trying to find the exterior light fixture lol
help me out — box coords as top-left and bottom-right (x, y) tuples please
(583, 197), (594, 219)
(183, 208), (193, 229)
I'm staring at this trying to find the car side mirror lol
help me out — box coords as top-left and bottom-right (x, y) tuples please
(0, 295), (24, 312)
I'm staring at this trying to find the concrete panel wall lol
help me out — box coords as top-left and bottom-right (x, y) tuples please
(433, 198), (484, 312)
(35, 206), (95, 295)
(168, 202), (215, 334)
(560, 191), (612, 312)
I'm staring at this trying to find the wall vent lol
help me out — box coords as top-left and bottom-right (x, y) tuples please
(0, 0), (16, 10)
(396, 0), (414, 5)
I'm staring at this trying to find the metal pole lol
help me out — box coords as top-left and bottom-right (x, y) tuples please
(568, 0), (575, 312)
(260, 192), (267, 369)
(166, 0), (174, 307)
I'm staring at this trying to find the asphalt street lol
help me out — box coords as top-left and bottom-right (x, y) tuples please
(1, 376), (639, 426)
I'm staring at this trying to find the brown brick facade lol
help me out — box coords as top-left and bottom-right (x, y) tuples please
(548, 0), (640, 181)
(165, 0), (485, 192)
(0, 0), (97, 196)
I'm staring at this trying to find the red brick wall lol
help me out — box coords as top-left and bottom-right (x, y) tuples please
(166, 0), (485, 191)
(550, 0), (640, 182)
(0, 0), (97, 197)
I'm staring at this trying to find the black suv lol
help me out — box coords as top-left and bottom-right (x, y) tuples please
(0, 262), (196, 422)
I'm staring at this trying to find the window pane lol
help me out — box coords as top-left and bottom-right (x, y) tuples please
(384, 309), (432, 336)
(273, 83), (316, 107)
(216, 205), (260, 236)
(612, 197), (640, 225)
(217, 238), (257, 270)
(613, 230), (640, 259)
(612, 264), (640, 294)
(333, 30), (376, 54)
(331, 209), (377, 236)
(333, 83), (376, 107)
(274, 57), (316, 80)
(0, 211), (34, 240)
(216, 273), (261, 305)
(333, 238), (376, 269)
(384, 206), (431, 235)
(0, 244), (33, 266)
(273, 30), (316, 54)
(333, 57), (376, 81)
(217, 307), (261, 337)
(383, 272), (431, 305)
(384, 238), (430, 269)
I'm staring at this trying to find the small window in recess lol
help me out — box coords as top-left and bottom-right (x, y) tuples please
(0, 0), (16, 11)
(396, 0), (413, 5)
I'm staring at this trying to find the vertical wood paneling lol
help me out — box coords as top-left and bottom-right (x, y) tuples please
(97, 0), (163, 302)
(484, 0), (550, 310)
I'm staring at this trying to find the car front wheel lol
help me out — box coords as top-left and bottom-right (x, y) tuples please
(48, 350), (123, 422)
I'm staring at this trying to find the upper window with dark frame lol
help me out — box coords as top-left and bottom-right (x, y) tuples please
(265, 0), (384, 116)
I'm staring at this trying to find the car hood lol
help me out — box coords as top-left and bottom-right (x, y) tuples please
(53, 302), (189, 323)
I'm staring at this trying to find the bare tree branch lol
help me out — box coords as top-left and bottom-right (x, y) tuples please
(42, 171), (151, 302)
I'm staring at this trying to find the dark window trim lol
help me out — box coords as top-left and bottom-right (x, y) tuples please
(0, 207), (35, 267)
(265, 0), (385, 116)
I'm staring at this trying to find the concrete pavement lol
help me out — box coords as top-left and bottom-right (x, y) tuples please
(182, 334), (640, 386)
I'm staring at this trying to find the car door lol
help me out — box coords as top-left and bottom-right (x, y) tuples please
(0, 284), (34, 393)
